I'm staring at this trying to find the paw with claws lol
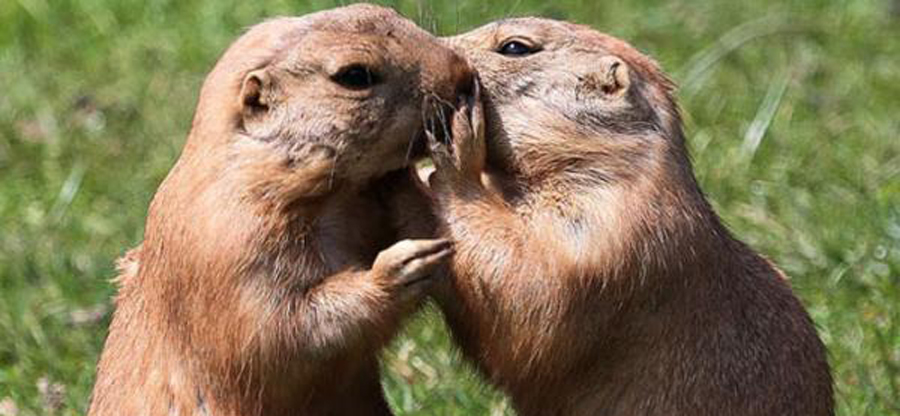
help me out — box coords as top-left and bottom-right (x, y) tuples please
(426, 79), (485, 191)
(372, 238), (453, 299)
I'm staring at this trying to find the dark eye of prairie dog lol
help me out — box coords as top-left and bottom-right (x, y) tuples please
(332, 64), (380, 89)
(497, 40), (539, 56)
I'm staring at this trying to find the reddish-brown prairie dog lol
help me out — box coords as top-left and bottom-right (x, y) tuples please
(393, 17), (834, 416)
(87, 5), (474, 416)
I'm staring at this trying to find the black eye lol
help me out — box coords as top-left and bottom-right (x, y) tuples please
(332, 65), (380, 89)
(498, 40), (538, 56)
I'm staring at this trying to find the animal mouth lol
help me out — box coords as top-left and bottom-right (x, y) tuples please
(406, 130), (430, 161)
(403, 76), (477, 186)
(422, 96), (455, 145)
(418, 79), (477, 156)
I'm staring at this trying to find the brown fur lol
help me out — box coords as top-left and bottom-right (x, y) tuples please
(88, 5), (473, 416)
(393, 18), (834, 416)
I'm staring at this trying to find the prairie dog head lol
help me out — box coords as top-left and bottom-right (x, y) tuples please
(186, 4), (473, 202)
(445, 18), (683, 185)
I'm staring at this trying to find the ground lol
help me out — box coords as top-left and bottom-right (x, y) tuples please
(0, 0), (898, 415)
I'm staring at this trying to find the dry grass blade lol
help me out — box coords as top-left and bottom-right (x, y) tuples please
(741, 67), (791, 162)
(679, 15), (792, 97)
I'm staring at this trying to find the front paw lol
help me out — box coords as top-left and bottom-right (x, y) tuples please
(426, 79), (485, 191)
(372, 238), (453, 298)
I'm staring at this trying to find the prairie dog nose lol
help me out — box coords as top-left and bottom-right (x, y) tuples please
(449, 54), (476, 99)
(426, 51), (476, 102)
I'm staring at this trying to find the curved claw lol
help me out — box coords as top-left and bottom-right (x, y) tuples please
(470, 79), (484, 142)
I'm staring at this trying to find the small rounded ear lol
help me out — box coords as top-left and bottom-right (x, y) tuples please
(239, 69), (271, 116)
(598, 56), (630, 96)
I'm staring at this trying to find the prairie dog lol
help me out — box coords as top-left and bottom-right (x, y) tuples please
(396, 17), (833, 416)
(88, 5), (474, 416)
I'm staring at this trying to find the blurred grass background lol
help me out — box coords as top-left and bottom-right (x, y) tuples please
(0, 0), (898, 414)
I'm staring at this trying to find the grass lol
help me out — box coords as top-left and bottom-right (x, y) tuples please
(0, 0), (897, 414)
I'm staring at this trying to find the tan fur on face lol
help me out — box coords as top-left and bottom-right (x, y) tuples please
(391, 17), (833, 416)
(88, 5), (471, 416)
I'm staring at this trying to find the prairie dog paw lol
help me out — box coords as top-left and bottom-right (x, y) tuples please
(373, 238), (453, 290)
(426, 79), (485, 187)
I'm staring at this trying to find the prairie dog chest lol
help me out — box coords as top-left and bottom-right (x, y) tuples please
(315, 191), (394, 271)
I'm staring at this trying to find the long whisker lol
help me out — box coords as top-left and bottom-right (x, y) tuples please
(405, 130), (418, 164)
(436, 97), (451, 146)
(328, 147), (342, 191)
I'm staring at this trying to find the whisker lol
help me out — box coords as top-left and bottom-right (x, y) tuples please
(437, 99), (451, 146)
(405, 131), (418, 164)
(328, 147), (342, 191)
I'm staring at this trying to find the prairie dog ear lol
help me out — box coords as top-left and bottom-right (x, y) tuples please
(597, 56), (630, 96)
(239, 69), (273, 117)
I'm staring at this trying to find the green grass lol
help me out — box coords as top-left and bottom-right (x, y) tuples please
(0, 0), (897, 414)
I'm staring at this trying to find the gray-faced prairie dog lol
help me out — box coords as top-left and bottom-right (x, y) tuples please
(87, 5), (475, 416)
(394, 18), (834, 416)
